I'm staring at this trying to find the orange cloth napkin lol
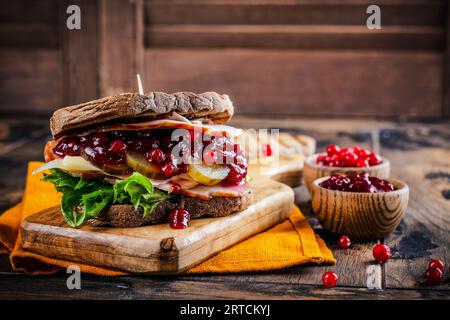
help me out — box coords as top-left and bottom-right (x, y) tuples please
(0, 162), (335, 275)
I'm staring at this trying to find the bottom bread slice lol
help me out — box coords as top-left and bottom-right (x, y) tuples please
(86, 192), (253, 228)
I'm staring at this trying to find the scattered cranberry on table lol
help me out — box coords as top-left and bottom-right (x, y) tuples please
(424, 268), (443, 286)
(168, 208), (190, 229)
(317, 144), (382, 167)
(338, 235), (351, 249)
(320, 173), (394, 193)
(423, 258), (445, 286)
(322, 271), (339, 288)
(427, 259), (445, 273)
(373, 243), (392, 264)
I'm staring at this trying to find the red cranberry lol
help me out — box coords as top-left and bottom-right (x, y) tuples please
(322, 271), (338, 288)
(368, 153), (382, 166)
(161, 162), (175, 176)
(223, 164), (246, 185)
(147, 148), (164, 164)
(168, 208), (190, 229)
(109, 139), (127, 154)
(338, 147), (350, 156)
(355, 148), (370, 158)
(326, 144), (340, 156)
(427, 259), (445, 272)
(127, 139), (143, 151)
(320, 174), (393, 193)
(317, 154), (327, 163)
(262, 144), (272, 157)
(90, 132), (108, 147)
(425, 268), (443, 285)
(338, 235), (351, 249)
(203, 149), (216, 164)
(342, 153), (358, 167)
(373, 243), (392, 264)
(355, 158), (368, 167)
(84, 146), (108, 165)
(53, 138), (81, 157)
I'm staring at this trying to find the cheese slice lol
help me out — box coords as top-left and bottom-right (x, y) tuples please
(33, 156), (102, 174)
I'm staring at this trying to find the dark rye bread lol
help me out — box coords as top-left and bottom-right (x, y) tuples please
(50, 92), (234, 138)
(87, 192), (252, 228)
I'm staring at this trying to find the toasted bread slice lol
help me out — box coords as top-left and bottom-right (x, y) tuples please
(86, 192), (252, 228)
(50, 92), (234, 138)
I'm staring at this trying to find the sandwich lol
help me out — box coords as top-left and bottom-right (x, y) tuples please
(36, 92), (251, 228)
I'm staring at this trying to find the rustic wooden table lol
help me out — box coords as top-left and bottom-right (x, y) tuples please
(0, 115), (449, 299)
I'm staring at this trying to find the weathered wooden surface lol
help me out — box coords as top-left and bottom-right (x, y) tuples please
(0, 115), (449, 299)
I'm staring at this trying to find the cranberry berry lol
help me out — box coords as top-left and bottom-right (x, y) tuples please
(427, 259), (445, 272)
(317, 144), (382, 168)
(326, 144), (340, 156)
(161, 162), (175, 176)
(146, 148), (164, 164)
(373, 243), (392, 264)
(338, 235), (351, 249)
(53, 137), (81, 157)
(322, 271), (338, 288)
(320, 173), (394, 193)
(109, 139), (127, 154)
(424, 268), (443, 285)
(168, 208), (190, 229)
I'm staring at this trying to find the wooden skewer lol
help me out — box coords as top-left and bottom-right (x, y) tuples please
(136, 74), (144, 95)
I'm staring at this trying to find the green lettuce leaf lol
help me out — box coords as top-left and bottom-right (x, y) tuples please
(42, 169), (169, 227)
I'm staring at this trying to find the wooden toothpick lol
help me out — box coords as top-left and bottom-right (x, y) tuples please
(137, 74), (144, 95)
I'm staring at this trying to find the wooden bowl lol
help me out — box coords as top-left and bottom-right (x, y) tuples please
(303, 153), (390, 192)
(310, 176), (409, 240)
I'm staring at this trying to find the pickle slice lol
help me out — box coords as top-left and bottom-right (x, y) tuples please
(126, 151), (164, 179)
(187, 163), (230, 186)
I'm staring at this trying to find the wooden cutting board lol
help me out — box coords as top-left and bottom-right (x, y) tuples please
(21, 176), (294, 274)
(247, 133), (316, 187)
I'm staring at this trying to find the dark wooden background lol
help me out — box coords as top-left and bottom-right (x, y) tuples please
(0, 0), (449, 118)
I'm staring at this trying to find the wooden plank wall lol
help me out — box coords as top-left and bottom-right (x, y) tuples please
(0, 0), (448, 118)
(0, 0), (62, 113)
(143, 0), (447, 118)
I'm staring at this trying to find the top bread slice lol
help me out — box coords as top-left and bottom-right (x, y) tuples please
(50, 92), (234, 138)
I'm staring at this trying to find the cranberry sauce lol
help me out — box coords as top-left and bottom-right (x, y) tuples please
(319, 173), (394, 193)
(317, 145), (382, 168)
(168, 208), (190, 229)
(52, 129), (248, 185)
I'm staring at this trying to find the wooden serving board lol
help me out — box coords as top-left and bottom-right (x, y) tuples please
(21, 176), (294, 274)
(246, 133), (316, 187)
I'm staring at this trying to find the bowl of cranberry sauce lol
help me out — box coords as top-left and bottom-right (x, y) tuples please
(303, 145), (390, 192)
(310, 174), (409, 240)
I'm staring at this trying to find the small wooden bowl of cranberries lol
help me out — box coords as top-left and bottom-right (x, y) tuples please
(310, 173), (409, 240)
(304, 145), (390, 192)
